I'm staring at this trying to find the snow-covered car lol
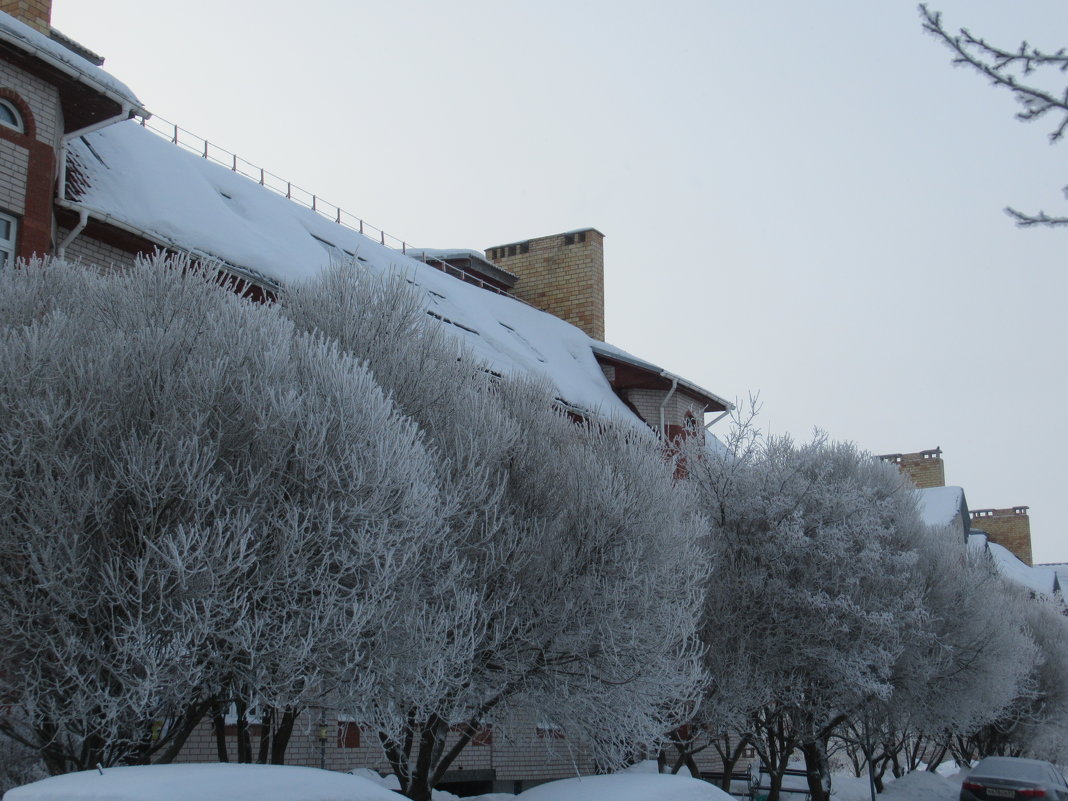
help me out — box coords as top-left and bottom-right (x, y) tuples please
(517, 772), (733, 801)
(959, 756), (1068, 801)
(1, 763), (402, 801)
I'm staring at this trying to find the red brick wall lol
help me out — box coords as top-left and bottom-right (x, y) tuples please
(0, 86), (56, 260)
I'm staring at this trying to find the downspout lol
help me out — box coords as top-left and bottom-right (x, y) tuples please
(56, 206), (87, 259)
(658, 375), (678, 440)
(55, 104), (135, 254)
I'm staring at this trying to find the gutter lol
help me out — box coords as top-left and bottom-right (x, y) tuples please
(53, 196), (279, 294)
(57, 105), (134, 208)
(55, 105), (136, 255)
(0, 26), (149, 118)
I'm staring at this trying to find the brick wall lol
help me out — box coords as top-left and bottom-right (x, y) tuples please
(971, 506), (1033, 566)
(486, 229), (605, 341)
(0, 137), (28, 213)
(176, 707), (602, 792)
(0, 57), (62, 258)
(0, 1), (52, 34)
(0, 59), (61, 148)
(624, 387), (706, 437)
(879, 447), (945, 489)
(58, 225), (139, 271)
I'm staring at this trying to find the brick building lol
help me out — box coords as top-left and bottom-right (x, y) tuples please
(0, 3), (733, 793)
(880, 448), (1038, 572)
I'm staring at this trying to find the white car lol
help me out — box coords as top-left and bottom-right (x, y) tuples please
(518, 772), (734, 801)
(2, 763), (401, 801)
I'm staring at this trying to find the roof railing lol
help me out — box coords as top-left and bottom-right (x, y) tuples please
(135, 115), (529, 303)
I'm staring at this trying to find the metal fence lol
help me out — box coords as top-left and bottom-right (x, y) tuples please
(136, 114), (525, 302)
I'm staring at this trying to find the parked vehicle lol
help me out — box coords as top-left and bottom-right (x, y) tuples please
(960, 756), (1068, 801)
(1, 763), (400, 801)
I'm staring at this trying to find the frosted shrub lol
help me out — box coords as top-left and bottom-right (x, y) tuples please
(283, 267), (708, 801)
(0, 256), (445, 773)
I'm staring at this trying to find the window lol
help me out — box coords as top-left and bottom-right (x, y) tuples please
(0, 211), (18, 267)
(0, 99), (22, 133)
(337, 721), (360, 749)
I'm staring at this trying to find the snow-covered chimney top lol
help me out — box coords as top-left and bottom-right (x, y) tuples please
(0, 0), (51, 35)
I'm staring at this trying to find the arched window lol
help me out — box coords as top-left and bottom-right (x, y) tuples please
(0, 99), (23, 133)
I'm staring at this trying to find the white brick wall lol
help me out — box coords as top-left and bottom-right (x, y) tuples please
(624, 388), (709, 433)
(0, 137), (27, 213)
(58, 226), (138, 271)
(0, 58), (61, 147)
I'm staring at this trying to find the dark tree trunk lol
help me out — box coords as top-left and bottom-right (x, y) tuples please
(212, 703), (229, 763)
(270, 708), (298, 765)
(155, 700), (211, 764)
(801, 739), (831, 801)
(37, 722), (68, 776)
(234, 700), (252, 763)
(256, 707), (274, 764)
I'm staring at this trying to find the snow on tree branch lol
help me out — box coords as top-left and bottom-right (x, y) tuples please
(920, 4), (1068, 226)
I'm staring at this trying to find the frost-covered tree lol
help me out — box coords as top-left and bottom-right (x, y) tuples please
(0, 256), (445, 773)
(682, 428), (926, 801)
(921, 4), (1068, 225)
(955, 587), (1068, 763)
(282, 267), (708, 801)
(881, 530), (1035, 779)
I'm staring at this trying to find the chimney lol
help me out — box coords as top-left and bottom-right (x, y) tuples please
(970, 506), (1033, 567)
(0, 0), (52, 34)
(878, 447), (945, 489)
(485, 228), (605, 341)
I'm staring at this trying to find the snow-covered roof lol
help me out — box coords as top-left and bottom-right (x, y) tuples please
(917, 485), (965, 528)
(1037, 562), (1068, 596)
(407, 247), (518, 282)
(986, 542), (1057, 596)
(65, 121), (723, 423)
(2, 764), (399, 801)
(0, 12), (145, 115)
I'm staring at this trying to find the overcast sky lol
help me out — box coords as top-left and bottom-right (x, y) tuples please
(52, 1), (1068, 562)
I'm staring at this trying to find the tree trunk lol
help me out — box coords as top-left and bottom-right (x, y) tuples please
(270, 708), (298, 765)
(155, 700), (211, 764)
(234, 700), (252, 764)
(256, 707), (274, 764)
(37, 722), (68, 776)
(212, 703), (229, 763)
(801, 739), (831, 801)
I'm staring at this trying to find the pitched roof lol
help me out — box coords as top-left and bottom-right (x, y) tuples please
(917, 485), (965, 528)
(66, 121), (725, 424)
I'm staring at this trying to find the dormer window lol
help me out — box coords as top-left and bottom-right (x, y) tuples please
(0, 100), (24, 133)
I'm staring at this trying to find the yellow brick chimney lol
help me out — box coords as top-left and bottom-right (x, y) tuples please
(0, 0), (52, 34)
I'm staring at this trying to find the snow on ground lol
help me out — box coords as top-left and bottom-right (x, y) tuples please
(1, 764), (400, 801)
(831, 769), (963, 801)
(516, 772), (733, 801)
